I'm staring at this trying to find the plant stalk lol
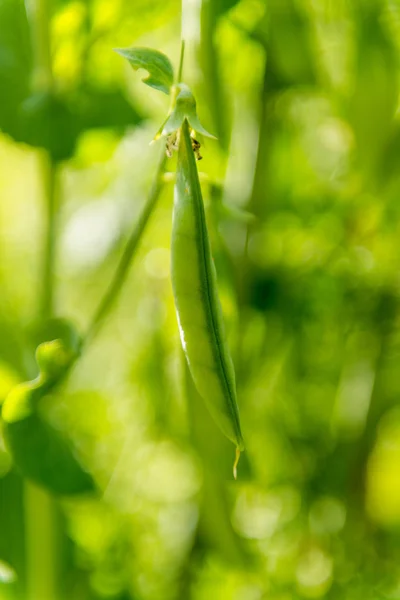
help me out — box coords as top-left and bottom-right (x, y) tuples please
(85, 148), (167, 343)
(39, 153), (58, 317)
(25, 0), (62, 599)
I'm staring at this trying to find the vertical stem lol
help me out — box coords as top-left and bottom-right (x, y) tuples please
(27, 0), (54, 92)
(39, 152), (58, 317)
(24, 0), (62, 599)
(25, 151), (62, 600)
(199, 0), (228, 149)
(25, 484), (62, 600)
(85, 149), (167, 343)
(177, 40), (185, 83)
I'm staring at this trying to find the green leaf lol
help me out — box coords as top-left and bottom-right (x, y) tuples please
(251, 0), (315, 89)
(18, 92), (79, 162)
(349, 5), (397, 175)
(3, 409), (95, 495)
(1, 334), (94, 496)
(0, 0), (32, 138)
(114, 46), (174, 95)
(74, 86), (143, 131)
(28, 317), (81, 355)
(214, 0), (240, 18)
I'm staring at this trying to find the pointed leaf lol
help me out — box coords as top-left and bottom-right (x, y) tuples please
(114, 46), (174, 95)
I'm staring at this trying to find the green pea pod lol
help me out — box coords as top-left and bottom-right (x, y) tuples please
(2, 340), (94, 495)
(171, 119), (244, 471)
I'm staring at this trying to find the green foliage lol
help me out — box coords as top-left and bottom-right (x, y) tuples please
(114, 46), (174, 94)
(349, 3), (398, 174)
(0, 0), (32, 138)
(0, 0), (143, 159)
(2, 0), (400, 599)
(18, 92), (78, 161)
(2, 334), (94, 495)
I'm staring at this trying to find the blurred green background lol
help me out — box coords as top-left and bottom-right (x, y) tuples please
(2, 0), (400, 598)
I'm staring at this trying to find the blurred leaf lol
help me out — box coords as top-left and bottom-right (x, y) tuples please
(0, 0), (32, 139)
(28, 317), (81, 355)
(349, 5), (398, 175)
(2, 337), (95, 495)
(253, 0), (316, 89)
(74, 86), (143, 131)
(18, 92), (79, 161)
(214, 0), (240, 19)
(114, 46), (174, 94)
(0, 363), (19, 405)
(3, 410), (95, 495)
(379, 123), (400, 184)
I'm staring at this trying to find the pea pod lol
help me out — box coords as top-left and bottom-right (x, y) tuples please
(2, 339), (95, 495)
(171, 118), (244, 468)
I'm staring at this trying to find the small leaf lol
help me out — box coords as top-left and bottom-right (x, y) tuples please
(114, 46), (174, 95)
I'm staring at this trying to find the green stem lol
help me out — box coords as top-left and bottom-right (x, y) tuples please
(25, 1), (62, 599)
(85, 148), (167, 343)
(26, 157), (62, 599)
(28, 0), (54, 92)
(177, 40), (185, 83)
(25, 484), (62, 600)
(39, 153), (58, 317)
(199, 0), (228, 149)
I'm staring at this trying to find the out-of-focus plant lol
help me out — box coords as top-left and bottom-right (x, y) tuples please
(2, 0), (400, 599)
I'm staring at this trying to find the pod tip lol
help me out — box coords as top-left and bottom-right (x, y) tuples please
(233, 447), (241, 480)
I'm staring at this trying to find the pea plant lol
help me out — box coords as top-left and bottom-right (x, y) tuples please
(4, 0), (400, 598)
(1, 44), (244, 497)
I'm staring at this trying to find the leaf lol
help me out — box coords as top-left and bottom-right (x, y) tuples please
(3, 410), (95, 495)
(214, 0), (240, 18)
(349, 5), (398, 175)
(114, 46), (174, 95)
(28, 317), (81, 355)
(17, 92), (79, 162)
(0, 0), (32, 138)
(2, 335), (94, 495)
(250, 0), (315, 89)
(74, 86), (143, 131)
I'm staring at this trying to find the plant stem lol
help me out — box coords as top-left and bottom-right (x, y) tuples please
(26, 154), (61, 600)
(85, 148), (167, 343)
(25, 0), (62, 599)
(25, 484), (62, 600)
(200, 0), (228, 149)
(28, 0), (54, 92)
(39, 153), (58, 317)
(177, 40), (185, 83)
